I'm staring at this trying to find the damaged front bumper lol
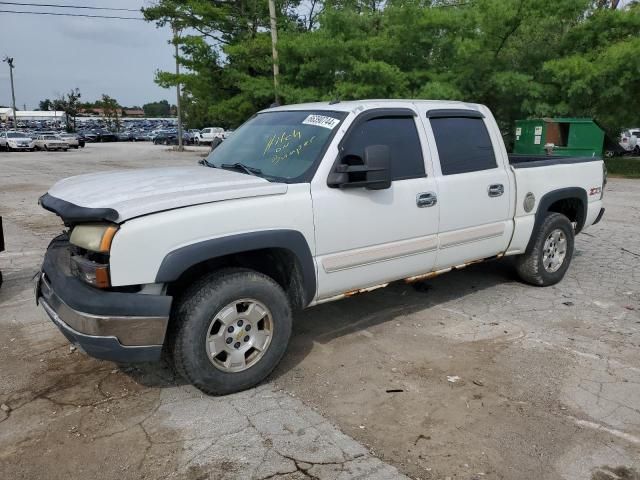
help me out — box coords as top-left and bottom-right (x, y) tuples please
(36, 237), (172, 363)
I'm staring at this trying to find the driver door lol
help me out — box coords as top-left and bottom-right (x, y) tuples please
(311, 109), (439, 300)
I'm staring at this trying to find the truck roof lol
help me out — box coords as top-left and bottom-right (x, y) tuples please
(262, 99), (486, 114)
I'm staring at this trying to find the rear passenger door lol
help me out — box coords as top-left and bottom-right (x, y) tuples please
(421, 109), (513, 269)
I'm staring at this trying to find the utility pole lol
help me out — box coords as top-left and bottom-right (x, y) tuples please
(173, 25), (184, 151)
(3, 56), (17, 129)
(268, 0), (280, 105)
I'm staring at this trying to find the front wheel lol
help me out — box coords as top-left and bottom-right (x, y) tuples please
(515, 213), (574, 286)
(170, 268), (292, 395)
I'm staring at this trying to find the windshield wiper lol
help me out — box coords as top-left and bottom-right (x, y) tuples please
(220, 162), (262, 176)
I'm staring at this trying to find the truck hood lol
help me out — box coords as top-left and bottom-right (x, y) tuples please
(42, 166), (288, 224)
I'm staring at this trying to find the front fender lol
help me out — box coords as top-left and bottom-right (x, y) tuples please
(155, 229), (316, 305)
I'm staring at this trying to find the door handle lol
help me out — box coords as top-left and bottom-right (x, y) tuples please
(416, 192), (437, 208)
(488, 184), (504, 197)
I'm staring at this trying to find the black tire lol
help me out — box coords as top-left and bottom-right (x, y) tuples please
(515, 213), (574, 286)
(170, 268), (292, 395)
(634, 146), (640, 156)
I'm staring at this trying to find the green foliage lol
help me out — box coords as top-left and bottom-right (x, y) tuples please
(144, 0), (640, 138)
(96, 94), (121, 132)
(48, 88), (82, 132)
(38, 98), (53, 111)
(143, 100), (171, 117)
(605, 157), (640, 178)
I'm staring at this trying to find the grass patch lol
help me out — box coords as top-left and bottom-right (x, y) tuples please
(605, 157), (640, 178)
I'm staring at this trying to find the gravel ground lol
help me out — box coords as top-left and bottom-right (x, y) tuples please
(0, 143), (638, 480)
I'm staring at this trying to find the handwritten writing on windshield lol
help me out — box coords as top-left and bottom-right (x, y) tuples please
(263, 129), (316, 164)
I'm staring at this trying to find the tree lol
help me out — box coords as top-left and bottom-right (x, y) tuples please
(38, 98), (53, 111)
(96, 94), (121, 131)
(143, 0), (640, 139)
(143, 100), (171, 117)
(62, 88), (82, 132)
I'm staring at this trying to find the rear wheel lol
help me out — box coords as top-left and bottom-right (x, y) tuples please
(515, 213), (574, 286)
(170, 268), (292, 395)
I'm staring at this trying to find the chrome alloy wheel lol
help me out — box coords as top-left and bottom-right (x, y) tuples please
(542, 229), (567, 273)
(205, 299), (273, 372)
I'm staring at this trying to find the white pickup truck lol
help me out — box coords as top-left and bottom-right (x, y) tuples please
(197, 127), (225, 145)
(35, 100), (606, 395)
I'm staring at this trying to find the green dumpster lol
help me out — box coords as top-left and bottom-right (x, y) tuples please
(514, 118), (604, 157)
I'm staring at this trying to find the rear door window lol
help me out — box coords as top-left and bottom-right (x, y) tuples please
(430, 117), (497, 175)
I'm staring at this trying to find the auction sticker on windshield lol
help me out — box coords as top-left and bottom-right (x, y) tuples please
(302, 114), (340, 130)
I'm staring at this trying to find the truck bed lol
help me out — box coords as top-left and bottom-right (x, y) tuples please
(508, 154), (602, 169)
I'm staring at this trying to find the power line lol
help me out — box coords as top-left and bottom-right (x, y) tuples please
(0, 9), (144, 20)
(0, 1), (140, 12)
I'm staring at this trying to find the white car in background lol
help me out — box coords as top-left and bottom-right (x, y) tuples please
(620, 128), (639, 155)
(0, 131), (35, 151)
(57, 133), (80, 149)
(34, 134), (69, 151)
(199, 127), (225, 145)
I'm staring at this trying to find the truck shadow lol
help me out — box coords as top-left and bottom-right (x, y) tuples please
(271, 258), (520, 381)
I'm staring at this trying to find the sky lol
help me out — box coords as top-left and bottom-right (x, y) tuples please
(0, 1), (175, 109)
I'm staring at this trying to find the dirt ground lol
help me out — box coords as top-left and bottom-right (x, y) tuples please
(0, 143), (639, 480)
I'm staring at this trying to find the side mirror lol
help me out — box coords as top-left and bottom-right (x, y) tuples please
(328, 145), (391, 190)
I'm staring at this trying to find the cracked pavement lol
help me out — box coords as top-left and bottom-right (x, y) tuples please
(1, 144), (639, 480)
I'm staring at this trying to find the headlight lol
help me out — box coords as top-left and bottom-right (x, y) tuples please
(70, 223), (118, 253)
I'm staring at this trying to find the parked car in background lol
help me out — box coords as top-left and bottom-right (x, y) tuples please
(153, 130), (177, 145)
(95, 131), (118, 142)
(82, 133), (98, 143)
(34, 135), (69, 151)
(0, 131), (35, 151)
(116, 132), (134, 142)
(199, 127), (225, 144)
(187, 129), (202, 144)
(57, 133), (81, 149)
(620, 128), (640, 155)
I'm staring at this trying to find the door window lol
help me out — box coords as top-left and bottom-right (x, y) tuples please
(430, 117), (497, 175)
(342, 116), (425, 181)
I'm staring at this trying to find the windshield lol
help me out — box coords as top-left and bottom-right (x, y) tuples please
(7, 132), (27, 138)
(205, 110), (347, 181)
